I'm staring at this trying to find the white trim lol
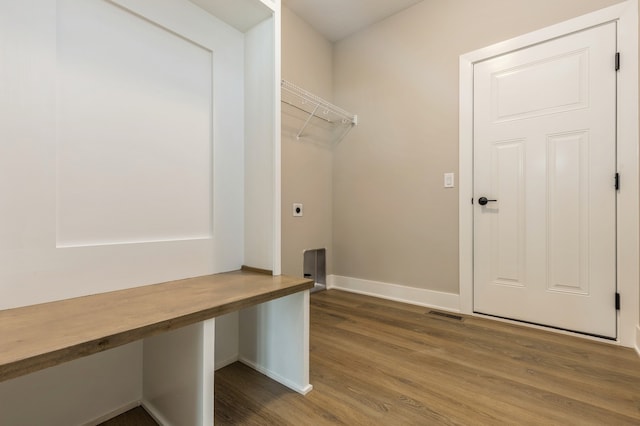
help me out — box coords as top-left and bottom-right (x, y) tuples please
(215, 354), (239, 371)
(273, 3), (282, 276)
(239, 357), (314, 395)
(636, 325), (640, 356)
(459, 0), (639, 347)
(328, 275), (460, 313)
(301, 288), (311, 392)
(615, 0), (640, 349)
(141, 400), (172, 426)
(201, 319), (215, 426)
(82, 401), (142, 426)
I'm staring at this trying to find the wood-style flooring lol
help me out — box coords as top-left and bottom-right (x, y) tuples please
(100, 407), (158, 426)
(106, 289), (640, 425)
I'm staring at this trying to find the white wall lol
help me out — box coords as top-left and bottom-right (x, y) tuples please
(244, 17), (277, 271)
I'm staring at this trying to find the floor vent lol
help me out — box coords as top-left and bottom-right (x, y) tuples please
(428, 311), (464, 321)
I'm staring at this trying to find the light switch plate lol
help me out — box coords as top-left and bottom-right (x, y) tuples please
(293, 203), (303, 217)
(444, 173), (455, 188)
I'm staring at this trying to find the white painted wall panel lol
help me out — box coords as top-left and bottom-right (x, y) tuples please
(0, 0), (244, 310)
(57, 0), (214, 247)
(244, 18), (275, 271)
(0, 343), (142, 426)
(0, 0), (245, 423)
(239, 291), (311, 394)
(214, 311), (240, 369)
(143, 321), (215, 426)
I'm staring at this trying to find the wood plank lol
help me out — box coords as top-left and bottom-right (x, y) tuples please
(212, 290), (640, 425)
(0, 271), (313, 382)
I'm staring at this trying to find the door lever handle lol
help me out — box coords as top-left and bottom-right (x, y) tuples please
(478, 197), (497, 206)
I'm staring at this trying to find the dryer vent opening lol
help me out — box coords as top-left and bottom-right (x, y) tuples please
(304, 248), (326, 293)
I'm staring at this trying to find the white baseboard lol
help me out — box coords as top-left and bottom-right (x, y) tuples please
(82, 401), (141, 426)
(215, 354), (239, 371)
(141, 400), (172, 426)
(327, 275), (460, 313)
(635, 325), (640, 357)
(239, 357), (313, 395)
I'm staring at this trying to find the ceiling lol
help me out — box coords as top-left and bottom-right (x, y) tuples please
(283, 0), (424, 42)
(189, 0), (274, 32)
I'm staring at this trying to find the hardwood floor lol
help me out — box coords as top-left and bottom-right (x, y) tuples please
(99, 407), (158, 426)
(218, 290), (640, 425)
(107, 289), (640, 425)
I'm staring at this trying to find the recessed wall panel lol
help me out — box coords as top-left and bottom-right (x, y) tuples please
(56, 0), (213, 247)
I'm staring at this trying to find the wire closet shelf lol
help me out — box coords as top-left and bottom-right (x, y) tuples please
(281, 79), (358, 142)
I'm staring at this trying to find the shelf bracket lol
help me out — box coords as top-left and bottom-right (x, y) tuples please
(297, 103), (320, 140)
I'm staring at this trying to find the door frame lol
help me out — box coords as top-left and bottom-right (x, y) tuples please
(459, 0), (639, 348)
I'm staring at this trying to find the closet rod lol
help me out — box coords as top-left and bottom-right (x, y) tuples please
(281, 99), (333, 124)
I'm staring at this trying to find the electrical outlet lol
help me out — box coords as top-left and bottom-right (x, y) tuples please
(293, 203), (303, 217)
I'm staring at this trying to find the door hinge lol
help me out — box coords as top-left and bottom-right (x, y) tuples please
(615, 52), (620, 71)
(615, 293), (620, 310)
(615, 173), (620, 190)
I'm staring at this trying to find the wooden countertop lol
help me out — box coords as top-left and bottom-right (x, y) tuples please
(0, 271), (313, 382)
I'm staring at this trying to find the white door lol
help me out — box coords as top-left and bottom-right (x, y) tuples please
(473, 22), (617, 338)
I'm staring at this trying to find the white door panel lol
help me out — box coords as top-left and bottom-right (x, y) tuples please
(474, 23), (617, 338)
(490, 139), (525, 288)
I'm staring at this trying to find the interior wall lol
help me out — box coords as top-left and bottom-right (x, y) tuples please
(332, 0), (626, 295)
(281, 6), (334, 277)
(244, 16), (275, 271)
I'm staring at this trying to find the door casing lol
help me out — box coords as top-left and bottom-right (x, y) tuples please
(459, 0), (639, 348)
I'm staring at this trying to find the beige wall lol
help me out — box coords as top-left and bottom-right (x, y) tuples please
(332, 0), (625, 294)
(281, 7), (334, 277)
